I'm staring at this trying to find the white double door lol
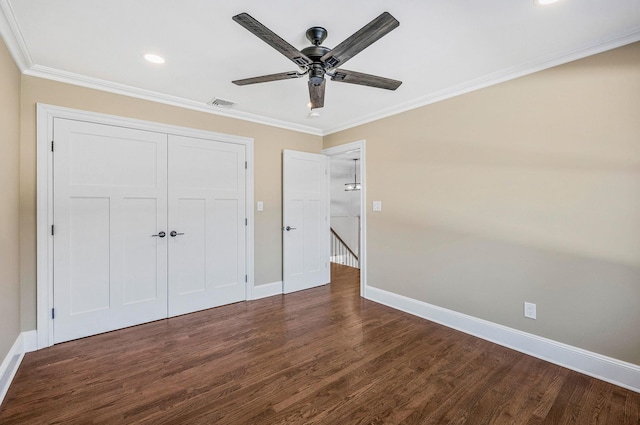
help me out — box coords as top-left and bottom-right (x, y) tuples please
(53, 119), (246, 343)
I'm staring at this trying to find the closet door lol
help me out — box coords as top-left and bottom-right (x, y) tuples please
(167, 135), (246, 316)
(53, 119), (168, 343)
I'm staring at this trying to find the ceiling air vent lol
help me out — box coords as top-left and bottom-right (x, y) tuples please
(207, 97), (237, 108)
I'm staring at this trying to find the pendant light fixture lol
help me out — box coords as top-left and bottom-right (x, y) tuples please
(344, 158), (361, 191)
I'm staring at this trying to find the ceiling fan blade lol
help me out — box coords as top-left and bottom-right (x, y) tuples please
(331, 69), (402, 90)
(321, 12), (399, 69)
(233, 13), (312, 68)
(232, 71), (303, 86)
(308, 79), (326, 109)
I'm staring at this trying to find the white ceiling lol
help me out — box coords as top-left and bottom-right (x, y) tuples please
(1, 0), (639, 135)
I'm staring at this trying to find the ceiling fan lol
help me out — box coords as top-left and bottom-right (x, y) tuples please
(231, 12), (402, 110)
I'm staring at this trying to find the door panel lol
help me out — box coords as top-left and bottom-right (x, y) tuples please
(283, 150), (330, 293)
(173, 198), (207, 295)
(168, 135), (246, 316)
(68, 132), (160, 187)
(122, 197), (161, 304)
(68, 197), (111, 314)
(211, 199), (240, 285)
(53, 119), (168, 344)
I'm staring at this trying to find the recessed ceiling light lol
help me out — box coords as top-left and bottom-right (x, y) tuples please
(535, 0), (560, 5)
(308, 111), (321, 119)
(143, 53), (165, 64)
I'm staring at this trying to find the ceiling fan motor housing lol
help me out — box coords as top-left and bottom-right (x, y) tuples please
(301, 43), (332, 86)
(308, 64), (325, 86)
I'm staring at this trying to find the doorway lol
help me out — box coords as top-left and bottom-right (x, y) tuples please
(322, 140), (366, 297)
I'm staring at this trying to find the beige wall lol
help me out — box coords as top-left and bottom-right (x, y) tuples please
(0, 36), (22, 359)
(19, 76), (322, 331)
(6, 37), (640, 366)
(324, 42), (640, 364)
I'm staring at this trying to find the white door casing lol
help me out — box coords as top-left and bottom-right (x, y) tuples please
(53, 119), (169, 343)
(322, 140), (367, 298)
(167, 135), (246, 316)
(282, 150), (330, 294)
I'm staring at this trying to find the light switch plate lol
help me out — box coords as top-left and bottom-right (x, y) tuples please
(373, 201), (382, 212)
(257, 201), (264, 212)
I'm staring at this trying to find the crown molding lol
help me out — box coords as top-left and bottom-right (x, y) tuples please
(23, 65), (323, 136)
(0, 0), (32, 70)
(323, 27), (640, 135)
(3, 0), (639, 137)
(0, 2), (322, 135)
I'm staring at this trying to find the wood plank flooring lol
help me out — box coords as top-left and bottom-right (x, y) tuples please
(1, 264), (638, 424)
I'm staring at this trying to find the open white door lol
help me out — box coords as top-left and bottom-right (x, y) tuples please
(282, 150), (330, 293)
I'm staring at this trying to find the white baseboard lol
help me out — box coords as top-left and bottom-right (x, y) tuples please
(366, 286), (640, 393)
(0, 333), (26, 406)
(252, 281), (283, 300)
(22, 330), (38, 353)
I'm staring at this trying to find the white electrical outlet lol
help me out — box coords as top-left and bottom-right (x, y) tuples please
(372, 201), (382, 212)
(524, 302), (537, 319)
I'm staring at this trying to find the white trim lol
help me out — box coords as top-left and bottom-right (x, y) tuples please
(24, 65), (322, 136)
(36, 103), (255, 349)
(251, 281), (283, 300)
(0, 0), (32, 71)
(22, 331), (37, 353)
(323, 29), (640, 135)
(366, 286), (640, 393)
(245, 140), (255, 303)
(0, 333), (25, 405)
(3, 0), (637, 138)
(322, 140), (367, 297)
(36, 105), (54, 349)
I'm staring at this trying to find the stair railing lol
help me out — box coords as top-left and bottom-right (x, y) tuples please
(330, 227), (359, 268)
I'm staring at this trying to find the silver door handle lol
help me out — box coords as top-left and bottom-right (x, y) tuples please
(152, 231), (166, 238)
(284, 226), (296, 231)
(170, 231), (185, 237)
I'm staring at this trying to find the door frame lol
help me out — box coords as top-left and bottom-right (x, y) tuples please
(36, 103), (255, 349)
(322, 140), (367, 297)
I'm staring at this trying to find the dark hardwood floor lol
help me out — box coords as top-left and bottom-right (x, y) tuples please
(1, 264), (638, 424)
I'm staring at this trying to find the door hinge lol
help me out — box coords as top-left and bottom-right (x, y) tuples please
(51, 225), (55, 236)
(51, 308), (55, 319)
(245, 275), (248, 283)
(51, 140), (54, 152)
(245, 161), (248, 170)
(245, 218), (248, 226)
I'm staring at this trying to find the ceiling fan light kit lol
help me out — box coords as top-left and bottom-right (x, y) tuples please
(232, 11), (402, 110)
